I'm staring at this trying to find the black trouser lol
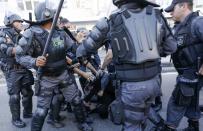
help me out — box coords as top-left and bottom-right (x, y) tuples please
(49, 93), (64, 121)
(31, 71), (87, 131)
(6, 69), (34, 121)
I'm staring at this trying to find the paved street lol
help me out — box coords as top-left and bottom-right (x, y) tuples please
(0, 50), (202, 131)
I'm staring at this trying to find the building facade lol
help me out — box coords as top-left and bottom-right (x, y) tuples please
(0, 0), (202, 27)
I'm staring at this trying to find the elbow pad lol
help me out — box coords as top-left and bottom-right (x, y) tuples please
(84, 17), (109, 50)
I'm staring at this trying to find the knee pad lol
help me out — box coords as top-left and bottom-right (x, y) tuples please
(10, 94), (20, 104)
(35, 107), (48, 118)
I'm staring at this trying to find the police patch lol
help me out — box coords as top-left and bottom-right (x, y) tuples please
(52, 37), (63, 47)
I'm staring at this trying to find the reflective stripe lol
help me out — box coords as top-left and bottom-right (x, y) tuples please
(123, 37), (129, 51)
(114, 38), (120, 51)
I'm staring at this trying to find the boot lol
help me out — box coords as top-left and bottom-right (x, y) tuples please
(47, 115), (65, 128)
(73, 103), (93, 131)
(12, 119), (26, 128)
(182, 120), (199, 131)
(31, 109), (48, 131)
(9, 96), (25, 128)
(22, 96), (33, 119)
(160, 125), (176, 131)
(77, 122), (93, 131)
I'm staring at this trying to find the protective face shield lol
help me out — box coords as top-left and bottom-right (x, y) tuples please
(4, 12), (23, 26)
(34, 0), (59, 23)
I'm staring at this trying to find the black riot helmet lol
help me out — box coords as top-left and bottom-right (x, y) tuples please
(113, 0), (127, 6)
(112, 0), (159, 8)
(34, 2), (56, 24)
(4, 12), (23, 26)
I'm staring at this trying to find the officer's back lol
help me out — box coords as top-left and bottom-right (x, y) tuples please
(76, 0), (177, 130)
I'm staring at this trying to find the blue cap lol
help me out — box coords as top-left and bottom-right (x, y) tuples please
(165, 0), (193, 12)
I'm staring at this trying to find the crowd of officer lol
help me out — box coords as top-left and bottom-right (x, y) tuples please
(0, 0), (203, 131)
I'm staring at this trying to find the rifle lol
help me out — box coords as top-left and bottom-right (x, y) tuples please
(35, 0), (65, 95)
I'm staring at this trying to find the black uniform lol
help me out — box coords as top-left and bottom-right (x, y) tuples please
(15, 23), (94, 131)
(0, 26), (34, 128)
(76, 1), (177, 130)
(165, 11), (203, 131)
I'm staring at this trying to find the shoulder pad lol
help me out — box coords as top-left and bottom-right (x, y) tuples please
(18, 37), (28, 46)
(30, 26), (43, 34)
(0, 37), (6, 43)
(22, 29), (33, 38)
(0, 30), (6, 37)
(95, 17), (109, 33)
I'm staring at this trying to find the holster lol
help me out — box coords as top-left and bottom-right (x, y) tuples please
(22, 70), (34, 86)
(34, 78), (41, 96)
(109, 80), (124, 125)
(173, 82), (195, 106)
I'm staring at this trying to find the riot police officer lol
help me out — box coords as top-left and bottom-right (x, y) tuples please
(76, 0), (177, 130)
(0, 13), (34, 128)
(15, 2), (92, 131)
(164, 0), (203, 130)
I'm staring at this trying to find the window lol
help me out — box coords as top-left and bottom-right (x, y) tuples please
(33, 1), (39, 8)
(17, 0), (25, 10)
(0, 0), (8, 2)
(197, 0), (203, 5)
(25, 1), (32, 10)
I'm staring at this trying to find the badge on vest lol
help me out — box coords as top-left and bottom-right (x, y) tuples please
(177, 36), (185, 47)
(52, 37), (63, 47)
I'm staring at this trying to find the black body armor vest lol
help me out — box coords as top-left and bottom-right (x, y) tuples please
(109, 6), (161, 81)
(32, 28), (67, 74)
(172, 12), (203, 73)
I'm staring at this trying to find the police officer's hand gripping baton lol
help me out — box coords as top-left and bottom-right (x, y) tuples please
(35, 0), (65, 95)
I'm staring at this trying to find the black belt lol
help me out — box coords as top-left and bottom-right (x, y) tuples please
(43, 68), (65, 77)
(43, 71), (64, 77)
(10, 65), (25, 70)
